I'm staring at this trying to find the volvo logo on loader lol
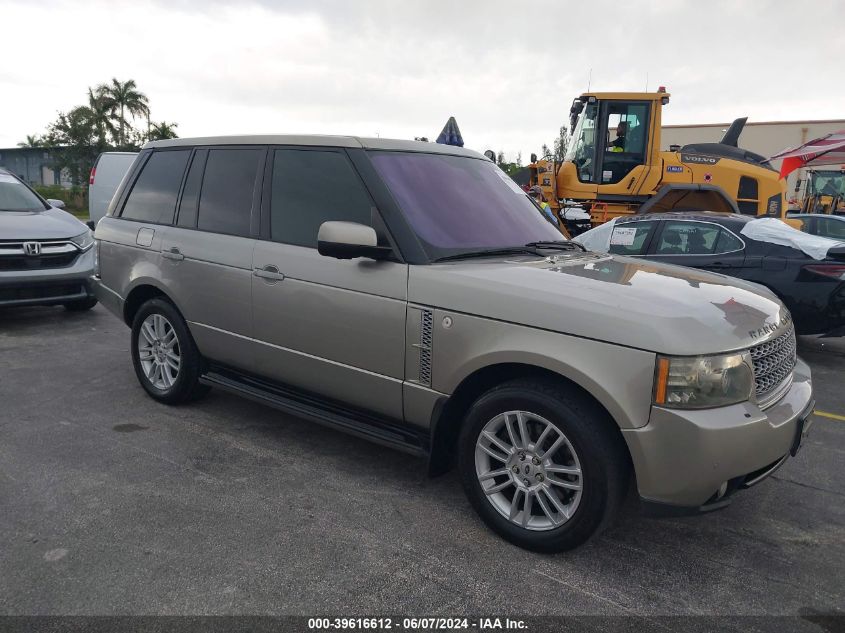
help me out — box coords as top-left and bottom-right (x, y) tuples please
(681, 154), (721, 165)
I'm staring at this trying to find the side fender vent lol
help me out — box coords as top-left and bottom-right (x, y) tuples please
(419, 309), (433, 386)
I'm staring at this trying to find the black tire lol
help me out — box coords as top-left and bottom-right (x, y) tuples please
(64, 297), (98, 311)
(130, 297), (209, 404)
(458, 378), (629, 552)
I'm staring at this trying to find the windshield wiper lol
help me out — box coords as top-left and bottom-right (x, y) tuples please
(524, 240), (586, 252)
(433, 247), (543, 263)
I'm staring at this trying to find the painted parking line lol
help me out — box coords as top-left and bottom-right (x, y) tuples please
(813, 410), (845, 422)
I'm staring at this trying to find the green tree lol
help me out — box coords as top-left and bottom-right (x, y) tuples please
(43, 106), (101, 185)
(553, 125), (570, 161)
(148, 121), (179, 141)
(97, 78), (150, 147)
(31, 78), (178, 186)
(86, 87), (117, 146)
(17, 134), (42, 148)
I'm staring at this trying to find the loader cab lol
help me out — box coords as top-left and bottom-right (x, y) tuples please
(801, 169), (845, 214)
(563, 91), (664, 199)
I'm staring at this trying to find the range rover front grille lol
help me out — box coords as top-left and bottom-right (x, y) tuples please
(749, 325), (797, 401)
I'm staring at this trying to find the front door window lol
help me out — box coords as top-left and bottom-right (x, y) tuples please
(599, 102), (649, 185)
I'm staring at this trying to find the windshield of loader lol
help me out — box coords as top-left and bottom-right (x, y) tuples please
(564, 102), (599, 183)
(809, 171), (845, 197)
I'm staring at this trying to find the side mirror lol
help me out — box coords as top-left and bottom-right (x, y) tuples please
(530, 153), (538, 163)
(483, 149), (496, 162)
(46, 198), (66, 209)
(317, 221), (392, 260)
(86, 220), (96, 231)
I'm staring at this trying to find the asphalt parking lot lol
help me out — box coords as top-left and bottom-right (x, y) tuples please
(0, 305), (843, 621)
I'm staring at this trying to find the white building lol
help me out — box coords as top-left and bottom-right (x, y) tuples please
(662, 119), (845, 199)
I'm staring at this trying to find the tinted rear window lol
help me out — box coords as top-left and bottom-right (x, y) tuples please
(197, 149), (261, 237)
(121, 150), (190, 224)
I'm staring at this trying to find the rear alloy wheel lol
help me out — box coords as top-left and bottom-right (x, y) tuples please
(137, 313), (181, 391)
(475, 410), (582, 531)
(131, 298), (208, 404)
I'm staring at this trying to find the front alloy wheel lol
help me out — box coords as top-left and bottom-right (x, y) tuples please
(476, 410), (582, 531)
(458, 379), (629, 552)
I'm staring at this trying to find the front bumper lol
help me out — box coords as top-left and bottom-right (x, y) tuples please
(622, 357), (814, 513)
(0, 248), (97, 307)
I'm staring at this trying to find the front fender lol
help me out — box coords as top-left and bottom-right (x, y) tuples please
(430, 309), (656, 430)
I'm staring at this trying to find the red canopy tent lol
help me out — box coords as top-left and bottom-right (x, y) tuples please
(770, 130), (845, 179)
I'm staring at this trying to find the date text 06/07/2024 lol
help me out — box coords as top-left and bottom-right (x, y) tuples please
(307, 617), (528, 630)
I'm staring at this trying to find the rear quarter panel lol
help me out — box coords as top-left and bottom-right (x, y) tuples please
(95, 217), (178, 317)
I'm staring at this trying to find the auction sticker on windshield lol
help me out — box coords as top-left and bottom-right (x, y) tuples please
(610, 227), (637, 246)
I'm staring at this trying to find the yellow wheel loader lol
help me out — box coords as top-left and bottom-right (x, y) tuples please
(526, 88), (789, 233)
(796, 168), (845, 215)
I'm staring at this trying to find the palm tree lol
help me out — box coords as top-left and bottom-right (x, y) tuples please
(86, 87), (116, 147)
(17, 134), (42, 148)
(148, 121), (179, 141)
(97, 78), (150, 147)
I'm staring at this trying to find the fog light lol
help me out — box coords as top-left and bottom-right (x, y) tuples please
(715, 481), (728, 500)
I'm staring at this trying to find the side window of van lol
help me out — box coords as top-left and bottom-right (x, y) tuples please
(196, 148), (262, 237)
(270, 149), (373, 248)
(121, 150), (190, 224)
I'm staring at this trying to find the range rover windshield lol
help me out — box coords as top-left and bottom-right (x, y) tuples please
(0, 173), (48, 212)
(369, 151), (564, 261)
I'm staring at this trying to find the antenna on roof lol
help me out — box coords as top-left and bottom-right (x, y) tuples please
(587, 68), (592, 91)
(645, 72), (649, 92)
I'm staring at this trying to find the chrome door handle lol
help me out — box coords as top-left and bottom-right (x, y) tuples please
(253, 266), (285, 281)
(162, 248), (184, 261)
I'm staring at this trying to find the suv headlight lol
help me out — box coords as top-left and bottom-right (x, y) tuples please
(654, 352), (754, 409)
(70, 230), (94, 252)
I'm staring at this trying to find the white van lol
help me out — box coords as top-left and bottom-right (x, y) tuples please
(88, 152), (138, 225)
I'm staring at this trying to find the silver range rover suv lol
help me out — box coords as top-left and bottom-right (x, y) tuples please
(0, 168), (97, 311)
(94, 136), (814, 552)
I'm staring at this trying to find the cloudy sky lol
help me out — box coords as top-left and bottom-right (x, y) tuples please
(1, 0), (843, 159)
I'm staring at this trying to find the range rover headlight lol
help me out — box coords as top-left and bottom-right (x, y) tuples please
(70, 230), (94, 252)
(654, 352), (754, 409)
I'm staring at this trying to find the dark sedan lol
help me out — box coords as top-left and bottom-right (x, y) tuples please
(579, 211), (845, 335)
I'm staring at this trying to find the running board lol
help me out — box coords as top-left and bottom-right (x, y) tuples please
(200, 368), (428, 456)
